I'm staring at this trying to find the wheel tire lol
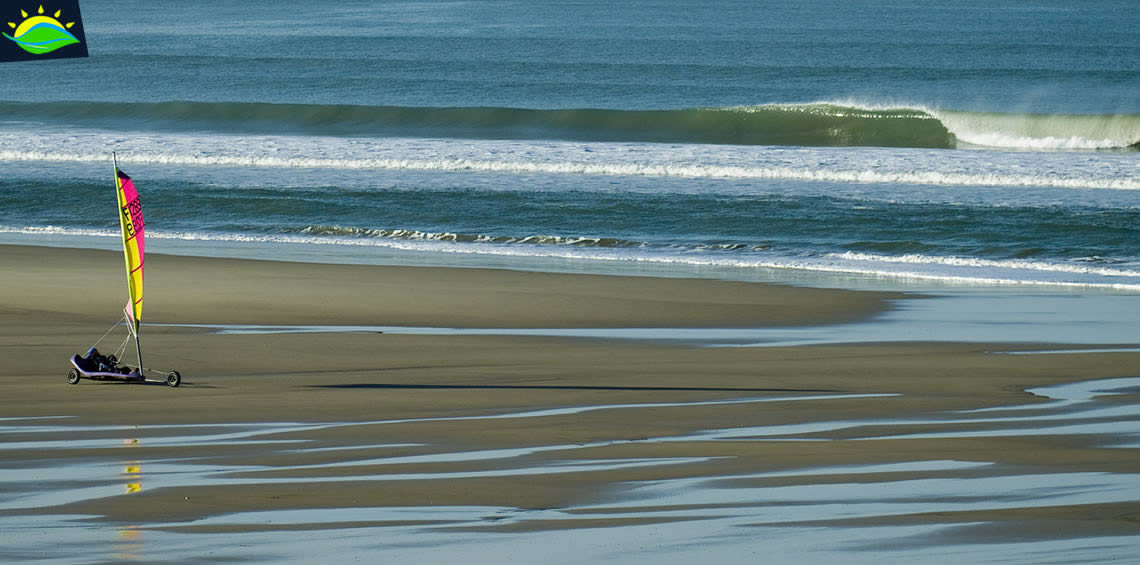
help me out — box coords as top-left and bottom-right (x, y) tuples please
(67, 368), (80, 385)
(166, 371), (181, 388)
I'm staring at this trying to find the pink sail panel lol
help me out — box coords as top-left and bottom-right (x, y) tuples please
(115, 168), (145, 324)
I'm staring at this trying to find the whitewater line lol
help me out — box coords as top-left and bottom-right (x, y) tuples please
(829, 252), (1140, 279)
(5, 226), (1138, 291)
(1, 149), (1136, 190)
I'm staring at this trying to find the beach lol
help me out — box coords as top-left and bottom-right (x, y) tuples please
(3, 245), (1139, 563)
(2, 0), (1138, 561)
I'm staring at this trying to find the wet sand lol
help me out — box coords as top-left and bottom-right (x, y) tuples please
(2, 244), (1139, 563)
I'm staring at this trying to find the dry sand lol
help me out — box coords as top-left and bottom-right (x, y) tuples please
(2, 244), (1138, 559)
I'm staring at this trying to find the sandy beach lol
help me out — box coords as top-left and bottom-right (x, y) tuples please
(2, 243), (1139, 562)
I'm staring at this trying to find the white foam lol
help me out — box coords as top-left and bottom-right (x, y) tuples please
(809, 98), (941, 114)
(933, 109), (1140, 150)
(0, 127), (1136, 190)
(830, 251), (1140, 279)
(801, 101), (1140, 150)
(954, 132), (1125, 150)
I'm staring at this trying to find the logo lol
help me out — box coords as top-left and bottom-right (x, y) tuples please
(1, 1), (87, 62)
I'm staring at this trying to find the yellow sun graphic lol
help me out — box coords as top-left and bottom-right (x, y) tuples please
(7, 5), (75, 31)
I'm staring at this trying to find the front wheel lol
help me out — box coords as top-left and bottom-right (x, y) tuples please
(166, 371), (181, 388)
(66, 368), (80, 385)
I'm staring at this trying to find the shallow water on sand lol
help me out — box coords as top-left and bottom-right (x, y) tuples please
(1, 378), (1138, 563)
(151, 287), (1140, 347)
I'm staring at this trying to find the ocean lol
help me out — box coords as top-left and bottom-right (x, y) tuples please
(1, 0), (1138, 291)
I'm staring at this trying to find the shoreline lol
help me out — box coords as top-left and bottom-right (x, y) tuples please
(0, 243), (909, 329)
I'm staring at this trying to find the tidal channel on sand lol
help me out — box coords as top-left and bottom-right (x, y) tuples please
(2, 376), (1139, 563)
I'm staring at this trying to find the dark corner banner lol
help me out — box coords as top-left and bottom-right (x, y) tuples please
(1, 0), (88, 63)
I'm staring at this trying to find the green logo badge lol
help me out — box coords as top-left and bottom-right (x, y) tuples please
(2, 2), (87, 61)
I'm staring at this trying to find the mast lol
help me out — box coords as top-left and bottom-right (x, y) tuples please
(113, 152), (143, 371)
(132, 309), (143, 372)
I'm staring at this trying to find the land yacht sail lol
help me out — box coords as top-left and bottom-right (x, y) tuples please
(114, 153), (145, 368)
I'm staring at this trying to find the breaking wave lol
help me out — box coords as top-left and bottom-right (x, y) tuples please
(1, 100), (1136, 150)
(934, 109), (1140, 150)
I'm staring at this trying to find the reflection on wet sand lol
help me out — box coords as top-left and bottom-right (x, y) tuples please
(115, 525), (141, 561)
(0, 378), (1138, 563)
(119, 439), (143, 561)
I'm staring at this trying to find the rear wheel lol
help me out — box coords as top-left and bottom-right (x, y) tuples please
(66, 369), (80, 385)
(166, 371), (181, 388)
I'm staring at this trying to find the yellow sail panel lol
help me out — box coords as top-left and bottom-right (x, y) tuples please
(115, 167), (145, 325)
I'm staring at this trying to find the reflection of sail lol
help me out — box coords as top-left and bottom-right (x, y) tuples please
(122, 438), (142, 494)
(124, 463), (142, 494)
(118, 439), (143, 560)
(116, 525), (142, 561)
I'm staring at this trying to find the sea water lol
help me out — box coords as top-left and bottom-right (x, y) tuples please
(1, 0), (1137, 293)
